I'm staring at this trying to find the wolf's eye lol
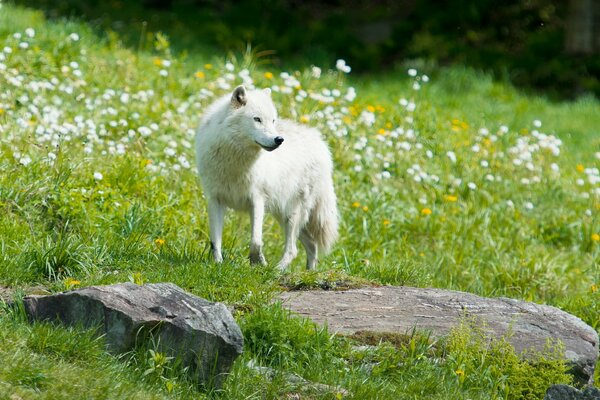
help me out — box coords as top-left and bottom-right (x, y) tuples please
(253, 117), (262, 123)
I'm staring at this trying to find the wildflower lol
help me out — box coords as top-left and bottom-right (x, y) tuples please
(533, 119), (542, 128)
(444, 195), (458, 202)
(69, 33), (80, 41)
(446, 151), (457, 163)
(383, 219), (390, 226)
(225, 62), (235, 71)
(352, 201), (361, 208)
(467, 182), (477, 190)
(155, 238), (166, 246)
(264, 71), (273, 79)
(153, 57), (162, 66)
(300, 115), (310, 124)
(25, 28), (35, 38)
(194, 71), (205, 79)
(408, 68), (417, 77)
(362, 206), (369, 212)
(64, 278), (81, 290)
(159, 69), (168, 77)
(592, 284), (598, 293)
(421, 208), (432, 216)
(93, 172), (103, 181)
(336, 59), (351, 73)
(524, 201), (534, 210)
(591, 233), (600, 242)
(577, 164), (585, 172)
(204, 63), (213, 69)
(311, 65), (321, 78)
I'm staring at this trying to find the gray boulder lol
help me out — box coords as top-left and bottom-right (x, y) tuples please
(23, 282), (243, 388)
(544, 384), (600, 400)
(279, 286), (599, 384)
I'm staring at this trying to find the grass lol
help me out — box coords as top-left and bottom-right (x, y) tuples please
(0, 2), (599, 399)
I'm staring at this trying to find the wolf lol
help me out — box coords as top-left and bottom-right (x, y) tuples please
(195, 85), (338, 270)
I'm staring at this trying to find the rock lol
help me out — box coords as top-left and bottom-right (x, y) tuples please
(23, 282), (243, 388)
(279, 286), (599, 384)
(544, 384), (600, 399)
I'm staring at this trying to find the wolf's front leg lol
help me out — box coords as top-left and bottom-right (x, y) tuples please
(208, 198), (225, 263)
(249, 198), (267, 266)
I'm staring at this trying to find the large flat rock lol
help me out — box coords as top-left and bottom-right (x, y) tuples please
(279, 286), (598, 384)
(23, 283), (243, 388)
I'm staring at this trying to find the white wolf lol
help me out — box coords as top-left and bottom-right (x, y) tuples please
(195, 85), (338, 270)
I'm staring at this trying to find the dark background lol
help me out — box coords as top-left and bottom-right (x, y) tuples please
(16, 0), (600, 98)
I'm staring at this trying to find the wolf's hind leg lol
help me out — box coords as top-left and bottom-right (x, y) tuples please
(300, 229), (318, 270)
(249, 198), (267, 266)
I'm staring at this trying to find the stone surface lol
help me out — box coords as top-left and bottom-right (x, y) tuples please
(279, 286), (599, 384)
(544, 384), (600, 400)
(23, 282), (243, 387)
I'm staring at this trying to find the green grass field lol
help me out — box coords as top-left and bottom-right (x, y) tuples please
(0, 3), (599, 399)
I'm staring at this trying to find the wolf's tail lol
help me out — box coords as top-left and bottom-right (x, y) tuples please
(307, 179), (339, 255)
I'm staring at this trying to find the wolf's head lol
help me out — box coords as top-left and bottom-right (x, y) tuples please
(229, 85), (284, 152)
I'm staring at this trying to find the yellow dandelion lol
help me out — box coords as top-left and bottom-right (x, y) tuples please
(592, 233), (600, 242)
(348, 106), (358, 116)
(451, 118), (461, 125)
(455, 369), (465, 377)
(378, 128), (386, 135)
(421, 208), (432, 216)
(385, 122), (392, 129)
(366, 105), (375, 113)
(155, 238), (166, 246)
(64, 277), (81, 289)
(204, 63), (213, 69)
(342, 116), (352, 125)
(194, 71), (205, 79)
(591, 284), (598, 293)
(300, 115), (310, 124)
(362, 205), (369, 212)
(444, 194), (458, 202)
(0, 108), (4, 115)
(152, 57), (162, 66)
(451, 126), (461, 132)
(460, 121), (469, 129)
(352, 201), (361, 208)
(576, 164), (585, 172)
(383, 219), (390, 226)
(375, 105), (385, 113)
(264, 71), (274, 79)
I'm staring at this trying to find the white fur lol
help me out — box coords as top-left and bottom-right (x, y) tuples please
(195, 85), (338, 270)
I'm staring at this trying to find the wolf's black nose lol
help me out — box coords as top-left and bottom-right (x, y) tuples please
(274, 136), (284, 145)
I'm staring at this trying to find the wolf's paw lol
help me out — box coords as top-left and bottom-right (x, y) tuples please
(249, 252), (267, 266)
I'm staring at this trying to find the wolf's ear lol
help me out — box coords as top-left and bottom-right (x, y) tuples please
(263, 88), (272, 96)
(231, 85), (247, 108)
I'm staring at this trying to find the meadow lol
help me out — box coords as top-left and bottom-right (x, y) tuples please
(0, 3), (599, 399)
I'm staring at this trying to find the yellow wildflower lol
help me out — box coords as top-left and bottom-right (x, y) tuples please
(300, 115), (310, 124)
(351, 201), (361, 208)
(591, 284), (598, 293)
(366, 105), (375, 113)
(455, 369), (465, 377)
(375, 105), (385, 113)
(348, 106), (358, 116)
(64, 278), (81, 290)
(592, 233), (600, 242)
(421, 208), (432, 216)
(378, 128), (386, 135)
(362, 206), (369, 212)
(264, 71), (273, 79)
(155, 238), (165, 246)
(204, 63), (213, 69)
(576, 164), (585, 172)
(194, 71), (205, 79)
(383, 219), (390, 226)
(444, 195), (458, 202)
(0, 108), (4, 115)
(152, 57), (162, 66)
